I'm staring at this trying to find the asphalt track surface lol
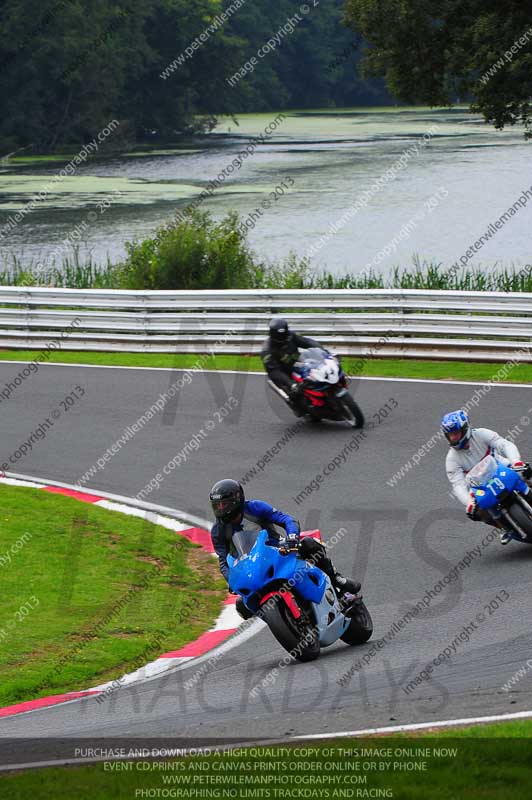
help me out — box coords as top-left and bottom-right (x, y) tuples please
(1, 361), (532, 761)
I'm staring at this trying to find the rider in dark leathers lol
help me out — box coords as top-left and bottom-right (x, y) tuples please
(260, 318), (323, 415)
(209, 479), (360, 619)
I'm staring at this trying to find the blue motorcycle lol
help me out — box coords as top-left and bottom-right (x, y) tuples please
(227, 529), (372, 662)
(468, 455), (532, 543)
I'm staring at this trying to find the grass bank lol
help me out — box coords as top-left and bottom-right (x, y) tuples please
(2, 724), (532, 798)
(0, 483), (225, 707)
(1, 350), (532, 384)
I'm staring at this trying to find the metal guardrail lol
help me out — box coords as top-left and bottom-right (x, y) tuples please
(0, 287), (531, 361)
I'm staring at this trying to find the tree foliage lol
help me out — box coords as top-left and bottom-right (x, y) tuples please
(344, 0), (532, 137)
(224, 0), (388, 111)
(0, 0), (390, 150)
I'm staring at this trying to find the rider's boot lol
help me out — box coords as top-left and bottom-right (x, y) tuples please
(492, 518), (514, 545)
(299, 538), (360, 597)
(332, 572), (361, 597)
(322, 560), (361, 598)
(499, 530), (512, 545)
(482, 511), (513, 546)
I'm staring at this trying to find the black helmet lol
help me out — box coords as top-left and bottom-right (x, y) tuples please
(269, 317), (290, 344)
(210, 479), (245, 522)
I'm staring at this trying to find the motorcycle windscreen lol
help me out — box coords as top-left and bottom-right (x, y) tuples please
(470, 460), (522, 509)
(297, 347), (325, 365)
(296, 348), (339, 385)
(227, 530), (275, 595)
(467, 455), (499, 487)
(295, 347), (326, 374)
(232, 529), (262, 557)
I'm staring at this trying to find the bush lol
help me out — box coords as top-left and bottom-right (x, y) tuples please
(119, 211), (259, 290)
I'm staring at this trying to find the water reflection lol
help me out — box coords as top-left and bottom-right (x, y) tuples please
(0, 107), (528, 276)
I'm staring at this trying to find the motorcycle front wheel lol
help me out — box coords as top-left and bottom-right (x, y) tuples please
(259, 594), (320, 662)
(340, 392), (365, 429)
(504, 500), (532, 543)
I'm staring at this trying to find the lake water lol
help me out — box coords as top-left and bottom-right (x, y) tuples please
(0, 107), (530, 277)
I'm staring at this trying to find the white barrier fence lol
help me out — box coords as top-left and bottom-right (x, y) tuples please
(0, 287), (531, 361)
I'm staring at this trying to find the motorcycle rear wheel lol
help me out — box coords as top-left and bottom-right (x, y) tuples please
(259, 594), (320, 662)
(340, 599), (373, 645)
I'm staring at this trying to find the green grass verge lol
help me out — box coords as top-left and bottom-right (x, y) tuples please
(3, 725), (532, 798)
(433, 720), (532, 737)
(1, 349), (532, 383)
(0, 484), (225, 707)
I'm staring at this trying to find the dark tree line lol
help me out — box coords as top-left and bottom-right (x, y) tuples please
(2, 0), (529, 150)
(0, 0), (389, 150)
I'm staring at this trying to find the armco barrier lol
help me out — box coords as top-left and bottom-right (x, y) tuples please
(0, 287), (531, 361)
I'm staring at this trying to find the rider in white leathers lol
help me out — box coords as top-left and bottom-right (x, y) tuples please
(442, 409), (531, 545)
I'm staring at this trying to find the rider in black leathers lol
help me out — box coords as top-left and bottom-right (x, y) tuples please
(261, 318), (324, 415)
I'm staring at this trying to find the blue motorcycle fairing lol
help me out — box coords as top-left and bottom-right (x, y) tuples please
(228, 530), (353, 648)
(472, 463), (528, 510)
(227, 530), (327, 607)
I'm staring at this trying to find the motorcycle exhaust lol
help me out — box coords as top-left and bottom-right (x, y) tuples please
(266, 378), (290, 402)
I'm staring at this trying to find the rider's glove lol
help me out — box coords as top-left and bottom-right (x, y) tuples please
(466, 498), (479, 521)
(279, 534), (299, 553)
(512, 460), (532, 479)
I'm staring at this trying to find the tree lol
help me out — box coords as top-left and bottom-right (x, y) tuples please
(0, 0), (391, 150)
(343, 0), (532, 137)
(0, 0), (245, 149)
(226, 0), (390, 110)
